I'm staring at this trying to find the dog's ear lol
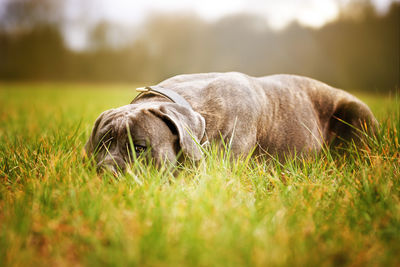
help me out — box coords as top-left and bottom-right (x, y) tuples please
(149, 103), (206, 161)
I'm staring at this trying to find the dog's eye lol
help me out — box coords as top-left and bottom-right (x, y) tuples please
(134, 145), (146, 154)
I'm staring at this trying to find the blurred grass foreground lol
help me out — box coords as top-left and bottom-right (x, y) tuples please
(0, 85), (399, 266)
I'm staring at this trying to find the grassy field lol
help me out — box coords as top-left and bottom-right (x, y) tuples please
(0, 83), (399, 266)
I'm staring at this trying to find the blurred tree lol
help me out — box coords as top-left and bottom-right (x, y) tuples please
(138, 13), (210, 81)
(0, 0), (64, 31)
(312, 3), (399, 90)
(0, 25), (68, 80)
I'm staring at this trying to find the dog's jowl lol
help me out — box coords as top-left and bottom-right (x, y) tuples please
(85, 72), (378, 172)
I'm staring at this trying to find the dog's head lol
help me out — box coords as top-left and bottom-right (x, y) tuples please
(85, 102), (205, 173)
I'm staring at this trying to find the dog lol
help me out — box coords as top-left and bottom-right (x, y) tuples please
(85, 72), (378, 173)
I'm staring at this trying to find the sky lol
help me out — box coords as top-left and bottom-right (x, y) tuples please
(0, 0), (398, 50)
(64, 0), (397, 26)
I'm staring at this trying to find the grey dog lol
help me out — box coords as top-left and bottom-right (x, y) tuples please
(85, 72), (377, 173)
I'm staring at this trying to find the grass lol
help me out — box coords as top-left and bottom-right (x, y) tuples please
(0, 83), (399, 266)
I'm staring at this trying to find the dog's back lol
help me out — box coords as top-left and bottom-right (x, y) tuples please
(159, 72), (377, 157)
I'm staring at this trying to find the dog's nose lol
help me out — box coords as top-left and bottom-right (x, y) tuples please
(97, 158), (126, 175)
(98, 164), (118, 176)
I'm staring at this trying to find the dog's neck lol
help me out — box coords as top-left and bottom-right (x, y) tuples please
(132, 85), (193, 110)
(131, 85), (209, 147)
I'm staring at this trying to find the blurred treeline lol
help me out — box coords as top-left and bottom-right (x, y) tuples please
(0, 1), (399, 92)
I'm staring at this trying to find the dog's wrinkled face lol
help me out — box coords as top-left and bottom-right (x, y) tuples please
(85, 102), (205, 173)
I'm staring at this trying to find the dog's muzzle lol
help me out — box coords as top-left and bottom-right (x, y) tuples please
(97, 157), (126, 175)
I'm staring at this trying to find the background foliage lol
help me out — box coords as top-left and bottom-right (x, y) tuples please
(0, 1), (399, 91)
